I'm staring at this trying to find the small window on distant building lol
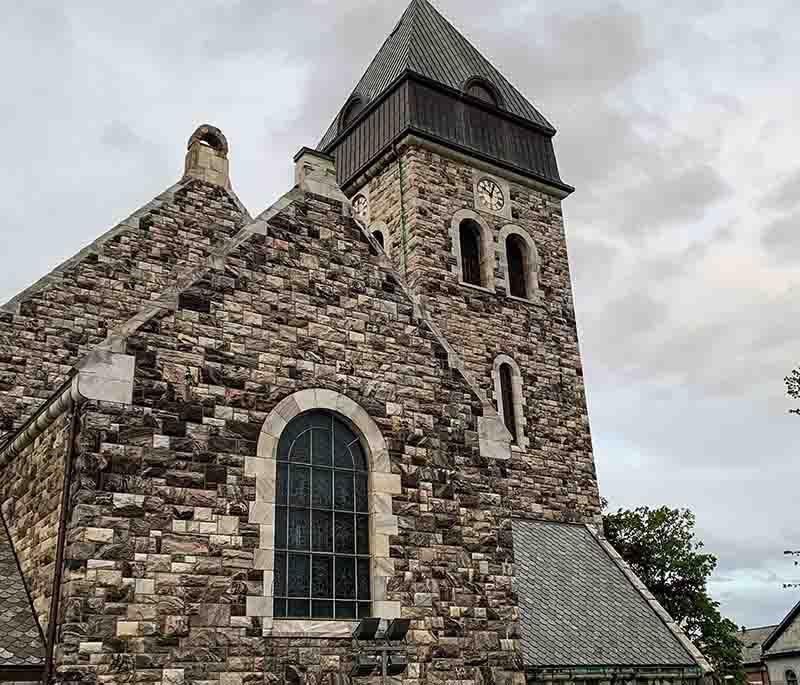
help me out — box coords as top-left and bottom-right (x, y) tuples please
(459, 219), (483, 286)
(787, 670), (798, 685)
(466, 80), (498, 106)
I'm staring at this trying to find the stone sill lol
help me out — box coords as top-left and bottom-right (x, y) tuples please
(264, 619), (358, 638)
(459, 281), (496, 295)
(507, 293), (541, 305)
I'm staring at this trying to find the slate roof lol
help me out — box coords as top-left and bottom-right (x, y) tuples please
(0, 521), (45, 667)
(319, 0), (554, 149)
(513, 520), (701, 669)
(738, 625), (776, 665)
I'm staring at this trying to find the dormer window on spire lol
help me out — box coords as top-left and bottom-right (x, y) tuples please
(340, 97), (365, 132)
(465, 78), (500, 107)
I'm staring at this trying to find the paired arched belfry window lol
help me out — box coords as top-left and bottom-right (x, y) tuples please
(460, 219), (484, 287)
(273, 411), (371, 620)
(372, 230), (385, 250)
(498, 226), (539, 300)
(787, 671), (798, 685)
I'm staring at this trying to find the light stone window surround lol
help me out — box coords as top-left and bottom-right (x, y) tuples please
(449, 209), (495, 292)
(492, 355), (529, 451)
(245, 388), (401, 638)
(497, 225), (540, 301)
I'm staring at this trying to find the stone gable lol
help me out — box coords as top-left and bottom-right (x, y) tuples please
(0, 179), (248, 440)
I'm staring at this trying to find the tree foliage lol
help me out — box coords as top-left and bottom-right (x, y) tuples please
(603, 504), (744, 681)
(786, 368), (800, 415)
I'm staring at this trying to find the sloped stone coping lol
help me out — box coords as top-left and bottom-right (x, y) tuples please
(245, 389), (402, 637)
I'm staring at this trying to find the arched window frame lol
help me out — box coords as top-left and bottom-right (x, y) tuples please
(492, 355), (528, 450)
(339, 96), (365, 132)
(787, 670), (798, 685)
(246, 389), (401, 637)
(497, 225), (540, 301)
(450, 209), (495, 292)
(463, 77), (502, 108)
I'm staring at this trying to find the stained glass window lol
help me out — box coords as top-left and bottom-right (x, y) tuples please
(273, 411), (371, 620)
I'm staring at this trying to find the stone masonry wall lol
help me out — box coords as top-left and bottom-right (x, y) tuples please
(55, 189), (525, 685)
(0, 409), (72, 632)
(0, 179), (247, 440)
(364, 143), (601, 523)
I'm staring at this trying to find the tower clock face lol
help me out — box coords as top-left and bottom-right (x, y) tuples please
(477, 178), (504, 212)
(353, 195), (369, 222)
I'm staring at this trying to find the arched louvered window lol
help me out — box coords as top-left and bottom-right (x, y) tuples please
(273, 411), (371, 620)
(466, 80), (498, 106)
(506, 234), (528, 299)
(787, 671), (798, 685)
(499, 363), (518, 443)
(341, 98), (365, 130)
(372, 230), (385, 250)
(460, 219), (483, 286)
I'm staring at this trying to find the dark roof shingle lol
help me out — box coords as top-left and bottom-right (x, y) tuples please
(513, 520), (701, 669)
(319, 0), (554, 149)
(0, 523), (45, 667)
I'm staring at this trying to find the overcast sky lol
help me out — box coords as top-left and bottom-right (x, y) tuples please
(1, 0), (798, 629)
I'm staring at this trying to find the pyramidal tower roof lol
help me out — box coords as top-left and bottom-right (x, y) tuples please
(319, 0), (556, 150)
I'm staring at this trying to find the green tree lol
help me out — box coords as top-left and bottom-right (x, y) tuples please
(603, 504), (744, 682)
(786, 368), (800, 415)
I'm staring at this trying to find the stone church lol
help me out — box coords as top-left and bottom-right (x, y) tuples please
(0, 1), (712, 684)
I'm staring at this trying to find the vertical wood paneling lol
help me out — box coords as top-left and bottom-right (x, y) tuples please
(333, 79), (562, 189)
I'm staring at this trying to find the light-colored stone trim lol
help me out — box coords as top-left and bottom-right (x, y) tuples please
(247, 389), (401, 636)
(497, 224), (540, 301)
(449, 209), (495, 291)
(586, 525), (714, 675)
(492, 355), (529, 451)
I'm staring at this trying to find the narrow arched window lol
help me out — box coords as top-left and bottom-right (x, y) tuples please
(506, 234), (528, 298)
(372, 230), (384, 249)
(273, 411), (371, 620)
(787, 671), (798, 685)
(460, 219), (483, 286)
(499, 363), (518, 443)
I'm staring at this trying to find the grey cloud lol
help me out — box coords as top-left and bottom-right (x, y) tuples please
(101, 121), (143, 151)
(618, 164), (732, 236)
(762, 213), (800, 263)
(761, 171), (800, 212)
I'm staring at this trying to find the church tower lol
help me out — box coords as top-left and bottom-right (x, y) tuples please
(320, 0), (598, 521)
